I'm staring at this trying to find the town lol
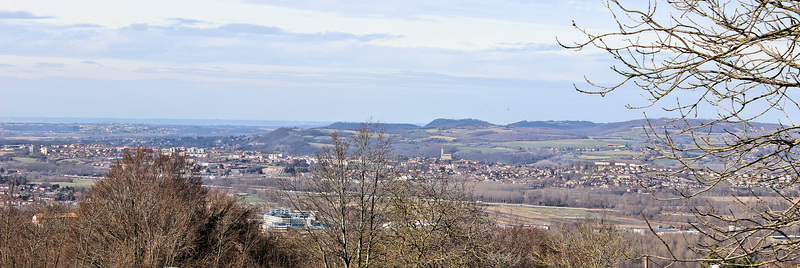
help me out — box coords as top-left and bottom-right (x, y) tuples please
(0, 142), (707, 209)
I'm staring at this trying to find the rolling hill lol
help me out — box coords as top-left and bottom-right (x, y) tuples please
(2, 117), (781, 166)
(246, 118), (782, 165)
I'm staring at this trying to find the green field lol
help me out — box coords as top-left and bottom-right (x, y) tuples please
(423, 126), (510, 138)
(605, 128), (647, 140)
(651, 159), (679, 166)
(499, 139), (631, 149)
(582, 151), (641, 159)
(239, 196), (267, 203)
(571, 155), (606, 160)
(451, 127), (506, 136)
(424, 135), (458, 141)
(34, 178), (98, 188)
(57, 159), (86, 164)
(11, 157), (38, 163)
(484, 203), (663, 229)
(456, 146), (510, 153)
(308, 142), (327, 148)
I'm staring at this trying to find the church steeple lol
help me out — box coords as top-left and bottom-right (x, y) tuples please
(440, 146), (452, 160)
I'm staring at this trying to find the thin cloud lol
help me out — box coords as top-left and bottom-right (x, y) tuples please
(69, 23), (102, 28)
(0, 10), (52, 19)
(168, 18), (204, 25)
(82, 60), (113, 69)
(301, 32), (394, 42)
(218, 23), (283, 35)
(35, 62), (65, 68)
(117, 22), (394, 43)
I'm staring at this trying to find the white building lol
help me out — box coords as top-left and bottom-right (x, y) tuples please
(263, 208), (319, 231)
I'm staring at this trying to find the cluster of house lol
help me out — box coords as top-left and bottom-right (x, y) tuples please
(0, 183), (78, 207)
(36, 144), (121, 159)
(0, 142), (715, 210)
(401, 156), (701, 191)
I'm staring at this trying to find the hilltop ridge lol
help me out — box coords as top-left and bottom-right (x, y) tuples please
(1, 118), (782, 166)
(423, 118), (492, 129)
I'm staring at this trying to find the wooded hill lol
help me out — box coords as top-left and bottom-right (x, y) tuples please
(1, 118), (781, 166)
(249, 118), (781, 166)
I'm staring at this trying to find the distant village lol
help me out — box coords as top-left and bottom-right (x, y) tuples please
(0, 142), (711, 208)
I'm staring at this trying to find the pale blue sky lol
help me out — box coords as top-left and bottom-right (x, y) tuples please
(0, 0), (677, 125)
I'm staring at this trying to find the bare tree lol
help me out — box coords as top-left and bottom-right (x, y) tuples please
(76, 148), (208, 267)
(285, 122), (493, 267)
(541, 220), (632, 268)
(0, 203), (80, 268)
(379, 177), (492, 267)
(76, 148), (276, 267)
(564, 0), (800, 266)
(289, 122), (393, 268)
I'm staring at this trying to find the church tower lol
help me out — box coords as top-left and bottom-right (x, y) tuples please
(440, 146), (452, 160)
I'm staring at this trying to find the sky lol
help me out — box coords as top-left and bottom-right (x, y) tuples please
(0, 0), (676, 125)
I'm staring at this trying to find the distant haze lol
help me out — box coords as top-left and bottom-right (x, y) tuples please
(0, 117), (332, 128)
